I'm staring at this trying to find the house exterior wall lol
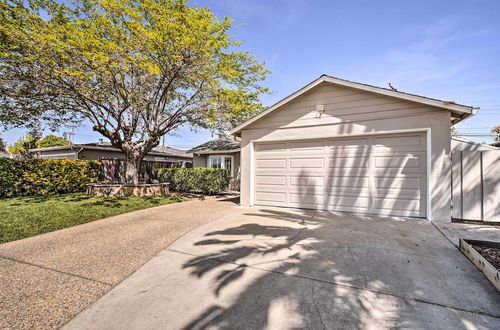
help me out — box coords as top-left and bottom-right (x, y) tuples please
(193, 154), (208, 167)
(37, 149), (79, 159)
(193, 152), (240, 190)
(239, 82), (452, 221)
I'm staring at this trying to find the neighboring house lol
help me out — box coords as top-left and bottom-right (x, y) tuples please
(451, 137), (499, 151)
(30, 140), (193, 166)
(189, 137), (241, 190)
(0, 153), (20, 159)
(229, 74), (481, 222)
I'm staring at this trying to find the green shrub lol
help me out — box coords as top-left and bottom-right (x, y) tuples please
(0, 158), (24, 197)
(0, 158), (100, 197)
(155, 168), (230, 195)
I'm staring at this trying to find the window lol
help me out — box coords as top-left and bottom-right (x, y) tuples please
(224, 157), (232, 173)
(209, 155), (233, 175)
(210, 156), (222, 168)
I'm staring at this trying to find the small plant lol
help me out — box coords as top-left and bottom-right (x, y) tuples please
(155, 168), (230, 195)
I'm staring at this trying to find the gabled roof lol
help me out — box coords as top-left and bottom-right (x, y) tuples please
(230, 75), (478, 135)
(153, 145), (193, 158)
(188, 137), (240, 154)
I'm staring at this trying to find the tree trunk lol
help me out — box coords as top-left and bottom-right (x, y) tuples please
(125, 151), (143, 185)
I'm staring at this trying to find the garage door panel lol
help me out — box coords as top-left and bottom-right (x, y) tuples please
(375, 176), (422, 190)
(328, 137), (369, 149)
(255, 143), (286, 152)
(372, 197), (421, 212)
(256, 158), (286, 168)
(256, 175), (286, 186)
(290, 175), (324, 187)
(255, 191), (286, 203)
(327, 176), (369, 187)
(374, 135), (421, 147)
(289, 140), (325, 151)
(373, 189), (423, 200)
(289, 193), (323, 205)
(326, 187), (371, 198)
(374, 156), (422, 169)
(290, 158), (324, 168)
(329, 157), (369, 168)
(325, 195), (371, 208)
(254, 133), (427, 218)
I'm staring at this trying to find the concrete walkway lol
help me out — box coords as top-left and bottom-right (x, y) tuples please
(65, 208), (500, 330)
(0, 195), (239, 329)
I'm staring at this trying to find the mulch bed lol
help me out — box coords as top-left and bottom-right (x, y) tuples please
(471, 244), (500, 270)
(452, 219), (500, 226)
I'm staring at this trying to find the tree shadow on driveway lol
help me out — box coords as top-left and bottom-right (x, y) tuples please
(178, 208), (500, 329)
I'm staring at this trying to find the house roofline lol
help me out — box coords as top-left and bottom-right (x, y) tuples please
(29, 145), (193, 158)
(230, 75), (477, 135)
(193, 149), (241, 155)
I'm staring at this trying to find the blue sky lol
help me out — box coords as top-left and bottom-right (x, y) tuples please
(2, 0), (500, 148)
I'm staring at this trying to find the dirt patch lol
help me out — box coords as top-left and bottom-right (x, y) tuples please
(471, 244), (500, 270)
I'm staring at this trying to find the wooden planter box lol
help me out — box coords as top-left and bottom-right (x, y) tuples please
(459, 239), (500, 292)
(86, 183), (170, 197)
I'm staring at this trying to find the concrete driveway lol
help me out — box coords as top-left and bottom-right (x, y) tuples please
(65, 208), (500, 329)
(0, 195), (239, 329)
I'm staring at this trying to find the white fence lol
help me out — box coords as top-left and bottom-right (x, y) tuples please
(451, 151), (500, 222)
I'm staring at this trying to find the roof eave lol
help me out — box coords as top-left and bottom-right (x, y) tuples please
(193, 149), (241, 155)
(29, 145), (192, 158)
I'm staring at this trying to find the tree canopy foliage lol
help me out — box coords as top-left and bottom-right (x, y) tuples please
(492, 126), (500, 142)
(7, 133), (38, 157)
(36, 134), (71, 148)
(0, 0), (269, 182)
(0, 136), (6, 152)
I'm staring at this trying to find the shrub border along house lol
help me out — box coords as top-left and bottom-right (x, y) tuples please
(0, 158), (100, 197)
(155, 168), (231, 195)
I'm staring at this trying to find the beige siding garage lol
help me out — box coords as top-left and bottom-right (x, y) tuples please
(232, 76), (477, 221)
(253, 133), (427, 217)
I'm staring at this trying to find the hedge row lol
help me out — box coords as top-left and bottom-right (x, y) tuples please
(0, 158), (100, 197)
(155, 168), (230, 195)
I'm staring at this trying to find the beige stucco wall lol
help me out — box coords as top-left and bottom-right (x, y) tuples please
(238, 82), (452, 221)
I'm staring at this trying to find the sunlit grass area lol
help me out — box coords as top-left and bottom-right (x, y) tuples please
(0, 193), (186, 243)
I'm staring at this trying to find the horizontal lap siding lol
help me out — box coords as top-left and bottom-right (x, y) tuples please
(251, 85), (438, 130)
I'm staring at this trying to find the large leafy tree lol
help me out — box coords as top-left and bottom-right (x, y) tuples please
(0, 0), (269, 183)
(0, 136), (6, 152)
(7, 133), (37, 157)
(36, 134), (71, 148)
(492, 126), (500, 142)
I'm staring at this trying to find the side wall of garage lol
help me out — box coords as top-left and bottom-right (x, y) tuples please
(239, 82), (452, 221)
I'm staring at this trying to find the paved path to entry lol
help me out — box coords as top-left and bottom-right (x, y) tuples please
(65, 207), (500, 329)
(0, 195), (239, 329)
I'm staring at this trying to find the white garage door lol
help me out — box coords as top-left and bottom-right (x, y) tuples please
(253, 133), (427, 217)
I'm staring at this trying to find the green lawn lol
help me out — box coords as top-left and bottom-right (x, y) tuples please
(0, 193), (186, 243)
